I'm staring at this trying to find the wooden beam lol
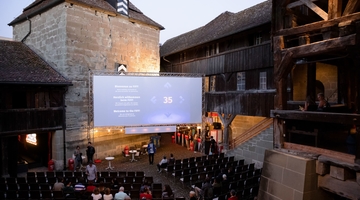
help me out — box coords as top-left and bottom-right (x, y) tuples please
(276, 12), (360, 36)
(328, 0), (342, 19)
(343, 0), (360, 16)
(270, 110), (360, 125)
(283, 142), (356, 163)
(274, 51), (295, 82)
(282, 34), (356, 58)
(287, 0), (318, 9)
(300, 0), (328, 20)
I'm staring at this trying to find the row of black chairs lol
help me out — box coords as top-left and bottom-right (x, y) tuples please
(26, 170), (145, 179)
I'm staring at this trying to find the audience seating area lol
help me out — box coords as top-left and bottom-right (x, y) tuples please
(0, 171), (157, 200)
(164, 153), (261, 200)
(0, 153), (262, 200)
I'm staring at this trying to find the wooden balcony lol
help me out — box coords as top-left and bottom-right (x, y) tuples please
(0, 107), (64, 135)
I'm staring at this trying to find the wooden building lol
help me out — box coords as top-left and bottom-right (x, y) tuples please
(0, 40), (71, 176)
(268, 0), (360, 199)
(161, 0), (274, 164)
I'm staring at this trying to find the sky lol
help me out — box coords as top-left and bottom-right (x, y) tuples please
(0, 0), (265, 44)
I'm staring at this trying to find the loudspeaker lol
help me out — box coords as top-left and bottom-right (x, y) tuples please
(213, 122), (221, 129)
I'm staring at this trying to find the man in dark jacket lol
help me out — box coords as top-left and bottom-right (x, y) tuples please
(86, 142), (95, 164)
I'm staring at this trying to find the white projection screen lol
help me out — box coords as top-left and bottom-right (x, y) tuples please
(93, 75), (202, 127)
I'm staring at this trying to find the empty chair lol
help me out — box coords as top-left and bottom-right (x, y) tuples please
(132, 183), (142, 191)
(18, 183), (30, 191)
(189, 157), (195, 163)
(41, 190), (53, 199)
(64, 171), (73, 178)
(37, 176), (47, 183)
(135, 171), (144, 177)
(179, 174), (191, 188)
(29, 190), (41, 199)
(73, 171), (82, 178)
(7, 183), (18, 190)
(47, 177), (57, 185)
(109, 171), (118, 178)
(116, 177), (124, 184)
(118, 171), (126, 178)
(55, 171), (64, 178)
(17, 177), (27, 184)
(127, 171), (135, 177)
(5, 190), (18, 199)
(18, 190), (30, 199)
(152, 189), (162, 199)
(26, 176), (37, 183)
(0, 178), (5, 184)
(100, 171), (109, 178)
(152, 183), (162, 191)
(6, 177), (16, 184)
(52, 190), (64, 199)
(130, 190), (140, 199)
(46, 171), (55, 178)
(0, 183), (7, 191)
(27, 172), (36, 177)
(39, 183), (51, 191)
(144, 176), (153, 184)
(124, 176), (133, 183)
(36, 172), (46, 177)
(195, 157), (202, 162)
(134, 176), (143, 184)
(29, 183), (40, 190)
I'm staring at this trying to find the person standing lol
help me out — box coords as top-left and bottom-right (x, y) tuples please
(147, 139), (156, 165)
(86, 161), (98, 183)
(86, 142), (96, 164)
(73, 146), (83, 171)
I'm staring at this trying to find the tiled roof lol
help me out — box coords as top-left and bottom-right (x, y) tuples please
(9, 0), (164, 30)
(0, 40), (72, 85)
(160, 0), (271, 57)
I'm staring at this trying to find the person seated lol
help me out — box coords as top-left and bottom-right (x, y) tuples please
(162, 184), (174, 198)
(194, 177), (212, 199)
(53, 177), (65, 191)
(92, 187), (103, 200)
(317, 93), (330, 111)
(140, 186), (152, 200)
(103, 188), (114, 200)
(228, 189), (238, 200)
(74, 177), (86, 191)
(189, 191), (197, 200)
(300, 96), (317, 111)
(168, 153), (175, 165)
(157, 156), (168, 172)
(86, 180), (96, 192)
(62, 180), (75, 198)
(114, 186), (130, 200)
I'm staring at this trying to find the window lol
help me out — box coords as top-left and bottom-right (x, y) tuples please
(210, 76), (216, 92)
(215, 43), (219, 54)
(254, 32), (262, 45)
(179, 52), (186, 62)
(206, 46), (210, 57)
(259, 72), (267, 90)
(237, 72), (246, 91)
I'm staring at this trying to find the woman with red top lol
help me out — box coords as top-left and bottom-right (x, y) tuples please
(140, 186), (152, 200)
(228, 189), (238, 200)
(86, 180), (96, 192)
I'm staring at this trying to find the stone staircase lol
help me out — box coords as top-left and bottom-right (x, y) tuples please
(226, 118), (274, 169)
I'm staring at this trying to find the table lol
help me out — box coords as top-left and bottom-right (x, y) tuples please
(105, 157), (115, 170)
(129, 150), (138, 162)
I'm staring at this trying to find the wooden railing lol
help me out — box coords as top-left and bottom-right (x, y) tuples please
(231, 117), (273, 149)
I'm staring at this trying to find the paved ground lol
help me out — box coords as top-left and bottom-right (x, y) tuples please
(25, 133), (204, 199)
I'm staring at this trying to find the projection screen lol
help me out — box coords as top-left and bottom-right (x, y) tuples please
(93, 75), (202, 127)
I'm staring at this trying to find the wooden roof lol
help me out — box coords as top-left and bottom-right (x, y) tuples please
(0, 40), (72, 85)
(8, 0), (164, 30)
(160, 0), (271, 57)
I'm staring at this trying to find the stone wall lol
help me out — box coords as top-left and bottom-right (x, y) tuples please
(13, 2), (161, 165)
(258, 150), (331, 200)
(226, 120), (273, 169)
